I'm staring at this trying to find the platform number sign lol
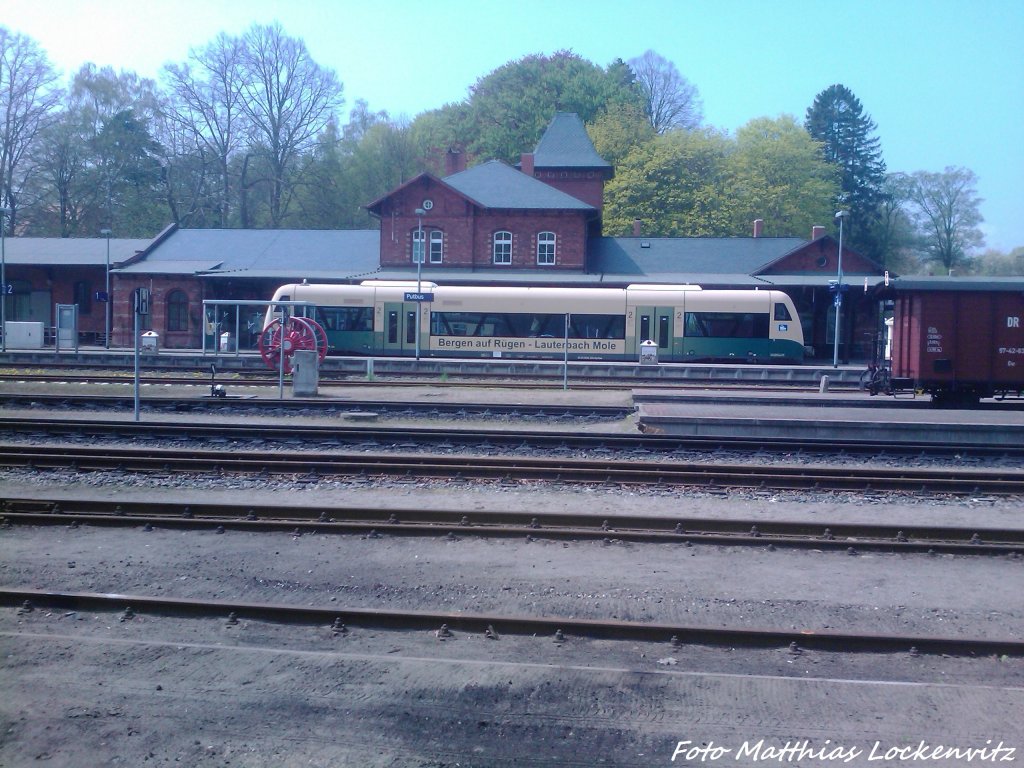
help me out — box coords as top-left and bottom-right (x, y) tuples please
(133, 287), (150, 315)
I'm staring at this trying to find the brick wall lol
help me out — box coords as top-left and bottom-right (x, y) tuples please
(378, 179), (589, 270)
(112, 274), (205, 348)
(531, 169), (606, 211)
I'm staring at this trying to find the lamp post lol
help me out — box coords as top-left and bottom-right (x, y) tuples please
(414, 207), (425, 360)
(1, 206), (9, 353)
(100, 229), (112, 348)
(832, 210), (849, 368)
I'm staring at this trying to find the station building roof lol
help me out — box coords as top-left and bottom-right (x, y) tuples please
(115, 227), (381, 280)
(590, 236), (808, 276)
(111, 226), (885, 290)
(530, 112), (612, 171)
(889, 276), (1024, 292)
(2, 237), (151, 266)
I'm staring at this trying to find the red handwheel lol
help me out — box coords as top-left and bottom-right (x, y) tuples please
(258, 316), (328, 373)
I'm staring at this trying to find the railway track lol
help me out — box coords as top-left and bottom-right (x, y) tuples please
(4, 497), (1022, 555)
(2, 416), (1023, 462)
(0, 393), (632, 420)
(2, 443), (1022, 495)
(4, 587), (1020, 658)
(0, 367), (866, 392)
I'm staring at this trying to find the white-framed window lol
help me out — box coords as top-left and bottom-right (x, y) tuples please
(493, 230), (512, 265)
(411, 229), (425, 264)
(429, 230), (444, 264)
(537, 231), (556, 265)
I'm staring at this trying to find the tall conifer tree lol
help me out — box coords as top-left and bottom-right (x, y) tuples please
(805, 84), (886, 256)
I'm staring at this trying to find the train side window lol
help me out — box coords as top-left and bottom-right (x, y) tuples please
(406, 311), (416, 344)
(657, 316), (669, 348)
(773, 303), (793, 321)
(387, 310), (398, 343)
(640, 315), (651, 342)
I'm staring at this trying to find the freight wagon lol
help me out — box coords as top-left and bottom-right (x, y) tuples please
(889, 277), (1024, 405)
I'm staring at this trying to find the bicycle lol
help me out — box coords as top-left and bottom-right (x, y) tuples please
(859, 361), (893, 396)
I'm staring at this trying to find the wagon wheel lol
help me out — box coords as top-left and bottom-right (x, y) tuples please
(258, 316), (328, 373)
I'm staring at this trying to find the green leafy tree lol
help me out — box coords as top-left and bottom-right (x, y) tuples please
(92, 109), (167, 235)
(585, 102), (655, 168)
(805, 84), (886, 252)
(971, 246), (1024, 276)
(725, 116), (839, 237)
(603, 127), (733, 236)
(457, 51), (645, 164)
(866, 173), (920, 272)
(906, 166), (985, 273)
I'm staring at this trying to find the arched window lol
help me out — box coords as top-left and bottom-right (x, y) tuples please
(537, 232), (556, 265)
(167, 289), (189, 332)
(493, 231), (512, 265)
(429, 230), (444, 264)
(411, 229), (425, 264)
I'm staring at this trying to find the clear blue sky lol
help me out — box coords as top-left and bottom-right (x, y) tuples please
(5, 0), (1022, 252)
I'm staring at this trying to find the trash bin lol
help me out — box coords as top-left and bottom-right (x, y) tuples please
(639, 339), (658, 365)
(219, 332), (233, 352)
(141, 331), (159, 353)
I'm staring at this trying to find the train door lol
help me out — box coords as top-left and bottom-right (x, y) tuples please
(636, 306), (676, 361)
(381, 301), (417, 356)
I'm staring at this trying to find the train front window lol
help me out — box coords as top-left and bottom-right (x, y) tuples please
(773, 303), (793, 321)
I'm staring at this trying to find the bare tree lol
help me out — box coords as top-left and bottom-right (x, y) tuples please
(0, 27), (61, 228)
(162, 33), (247, 227)
(908, 166), (985, 274)
(238, 22), (344, 227)
(627, 50), (702, 133)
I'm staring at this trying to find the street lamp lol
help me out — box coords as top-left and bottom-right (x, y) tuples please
(414, 207), (425, 360)
(100, 229), (112, 348)
(1, 206), (9, 353)
(832, 210), (849, 368)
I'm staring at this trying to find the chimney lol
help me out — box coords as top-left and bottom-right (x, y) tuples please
(753, 219), (764, 238)
(445, 148), (465, 175)
(520, 153), (535, 177)
(632, 219), (642, 237)
(811, 225), (825, 240)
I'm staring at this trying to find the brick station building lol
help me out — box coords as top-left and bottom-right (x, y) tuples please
(2, 113), (887, 361)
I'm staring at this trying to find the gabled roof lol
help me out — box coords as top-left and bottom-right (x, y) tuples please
(115, 228), (381, 279)
(890, 276), (1024, 292)
(532, 112), (611, 170)
(590, 236), (808, 276)
(443, 160), (596, 211)
(1, 237), (151, 266)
